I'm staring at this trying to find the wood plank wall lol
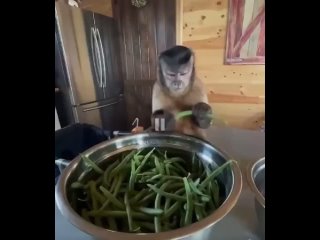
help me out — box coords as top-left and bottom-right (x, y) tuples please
(112, 0), (176, 129)
(183, 0), (265, 129)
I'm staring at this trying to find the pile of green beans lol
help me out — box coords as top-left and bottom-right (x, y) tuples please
(70, 148), (233, 233)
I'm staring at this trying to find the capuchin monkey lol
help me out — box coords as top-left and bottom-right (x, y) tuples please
(151, 45), (213, 140)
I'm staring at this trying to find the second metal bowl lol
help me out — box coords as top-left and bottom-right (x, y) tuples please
(247, 157), (265, 237)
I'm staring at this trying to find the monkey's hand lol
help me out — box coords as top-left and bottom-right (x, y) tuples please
(151, 110), (176, 132)
(192, 102), (213, 129)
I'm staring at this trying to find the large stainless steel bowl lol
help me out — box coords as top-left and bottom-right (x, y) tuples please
(55, 132), (242, 240)
(247, 157), (265, 238)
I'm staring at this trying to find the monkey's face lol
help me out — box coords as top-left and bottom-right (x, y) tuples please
(160, 57), (194, 97)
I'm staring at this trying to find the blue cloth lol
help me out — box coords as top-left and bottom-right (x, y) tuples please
(55, 123), (111, 182)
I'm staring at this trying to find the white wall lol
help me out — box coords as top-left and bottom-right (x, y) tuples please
(55, 108), (61, 131)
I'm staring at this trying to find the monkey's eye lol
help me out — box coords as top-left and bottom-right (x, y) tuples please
(180, 72), (187, 76)
(168, 73), (176, 77)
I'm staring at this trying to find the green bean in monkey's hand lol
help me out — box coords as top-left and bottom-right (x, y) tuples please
(70, 148), (234, 233)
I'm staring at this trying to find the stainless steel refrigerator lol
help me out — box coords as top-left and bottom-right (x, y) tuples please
(55, 3), (126, 131)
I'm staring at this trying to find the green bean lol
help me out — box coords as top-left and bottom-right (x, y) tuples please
(206, 183), (215, 210)
(160, 175), (184, 181)
(154, 181), (172, 233)
(86, 181), (105, 205)
(154, 155), (165, 175)
(164, 187), (185, 215)
(188, 179), (209, 198)
(132, 224), (141, 233)
(135, 148), (155, 174)
(147, 184), (186, 201)
(95, 175), (103, 185)
(194, 201), (205, 207)
(110, 150), (137, 178)
(172, 169), (184, 178)
(94, 189), (106, 205)
(154, 193), (161, 233)
(192, 152), (197, 173)
(163, 201), (180, 219)
(77, 171), (88, 182)
(166, 164), (185, 176)
(104, 160), (119, 186)
(140, 191), (156, 203)
(164, 157), (185, 164)
(134, 155), (144, 164)
(136, 207), (164, 215)
(149, 175), (184, 186)
(194, 178), (200, 186)
(109, 176), (118, 193)
(175, 188), (185, 195)
(99, 173), (123, 211)
(112, 172), (124, 197)
(81, 154), (104, 175)
(129, 189), (149, 204)
(147, 174), (162, 182)
(124, 191), (133, 232)
(98, 198), (110, 212)
(199, 160), (234, 190)
(154, 149), (165, 157)
(212, 179), (220, 207)
(88, 181), (98, 210)
(183, 177), (193, 225)
(99, 186), (124, 209)
(88, 181), (103, 226)
(137, 172), (154, 176)
(165, 164), (170, 175)
(129, 159), (136, 191)
(88, 210), (153, 220)
(71, 182), (85, 189)
(172, 162), (189, 175)
(164, 197), (171, 214)
(165, 182), (184, 191)
(154, 176), (183, 188)
(201, 196), (210, 202)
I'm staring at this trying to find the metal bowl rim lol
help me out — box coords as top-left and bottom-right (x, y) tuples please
(247, 157), (265, 208)
(55, 132), (243, 240)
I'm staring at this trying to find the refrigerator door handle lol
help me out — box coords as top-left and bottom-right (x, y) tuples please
(93, 28), (103, 88)
(96, 27), (106, 90)
(90, 27), (100, 87)
(82, 101), (120, 112)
